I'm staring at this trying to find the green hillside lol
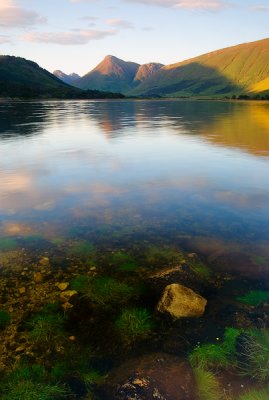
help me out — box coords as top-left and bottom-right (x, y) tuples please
(129, 38), (269, 98)
(0, 56), (124, 99)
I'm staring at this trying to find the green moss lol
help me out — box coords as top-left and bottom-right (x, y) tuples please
(0, 238), (17, 251)
(239, 329), (269, 381)
(237, 290), (269, 307)
(238, 388), (269, 400)
(193, 366), (223, 400)
(0, 310), (10, 329)
(81, 276), (135, 307)
(115, 308), (153, 346)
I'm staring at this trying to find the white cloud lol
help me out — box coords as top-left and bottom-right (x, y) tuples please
(106, 19), (134, 29)
(124, 0), (229, 10)
(0, 34), (12, 44)
(250, 5), (269, 11)
(0, 0), (46, 28)
(24, 29), (117, 45)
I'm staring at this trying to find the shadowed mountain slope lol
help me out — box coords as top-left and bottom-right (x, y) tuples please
(129, 38), (269, 97)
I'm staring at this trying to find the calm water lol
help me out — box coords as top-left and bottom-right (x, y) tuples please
(0, 100), (269, 272)
(1, 100), (269, 398)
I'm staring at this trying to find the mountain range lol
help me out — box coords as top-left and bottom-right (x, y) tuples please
(54, 38), (269, 98)
(0, 56), (124, 99)
(1, 38), (269, 99)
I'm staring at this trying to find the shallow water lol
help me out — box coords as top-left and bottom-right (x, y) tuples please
(0, 99), (269, 398)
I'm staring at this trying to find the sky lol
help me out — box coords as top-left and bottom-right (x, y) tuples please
(0, 0), (269, 75)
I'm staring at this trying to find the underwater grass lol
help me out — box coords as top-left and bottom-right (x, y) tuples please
(189, 327), (241, 370)
(238, 388), (269, 400)
(238, 329), (269, 382)
(237, 290), (269, 307)
(110, 251), (138, 272)
(115, 307), (153, 346)
(193, 366), (223, 400)
(79, 276), (135, 307)
(28, 313), (65, 344)
(1, 381), (69, 400)
(0, 310), (10, 329)
(68, 241), (95, 259)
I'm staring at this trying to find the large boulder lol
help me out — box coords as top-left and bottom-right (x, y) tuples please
(156, 283), (207, 319)
(102, 353), (197, 400)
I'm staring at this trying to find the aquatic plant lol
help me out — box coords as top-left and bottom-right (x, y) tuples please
(193, 366), (223, 400)
(237, 290), (269, 307)
(0, 310), (10, 329)
(145, 245), (181, 265)
(0, 238), (17, 251)
(68, 241), (95, 259)
(1, 363), (69, 400)
(189, 343), (230, 370)
(9, 364), (46, 383)
(110, 251), (138, 272)
(115, 307), (153, 346)
(80, 276), (135, 307)
(70, 275), (90, 292)
(238, 329), (269, 381)
(190, 262), (212, 280)
(1, 380), (69, 400)
(189, 327), (241, 370)
(238, 388), (269, 400)
(28, 313), (65, 344)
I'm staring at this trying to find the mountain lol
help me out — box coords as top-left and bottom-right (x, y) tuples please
(75, 55), (140, 93)
(129, 38), (269, 98)
(53, 70), (81, 85)
(0, 55), (124, 99)
(75, 56), (164, 93)
(134, 63), (164, 84)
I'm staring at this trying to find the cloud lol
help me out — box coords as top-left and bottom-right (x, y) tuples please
(250, 5), (269, 11)
(0, 0), (46, 28)
(106, 19), (134, 29)
(24, 29), (117, 45)
(124, 0), (229, 10)
(0, 35), (12, 44)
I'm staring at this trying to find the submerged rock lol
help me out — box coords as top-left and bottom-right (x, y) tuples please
(156, 283), (207, 319)
(102, 353), (197, 400)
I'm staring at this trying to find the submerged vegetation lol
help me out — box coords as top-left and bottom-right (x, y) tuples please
(0, 237), (268, 399)
(115, 308), (153, 346)
(237, 290), (269, 307)
(193, 366), (223, 400)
